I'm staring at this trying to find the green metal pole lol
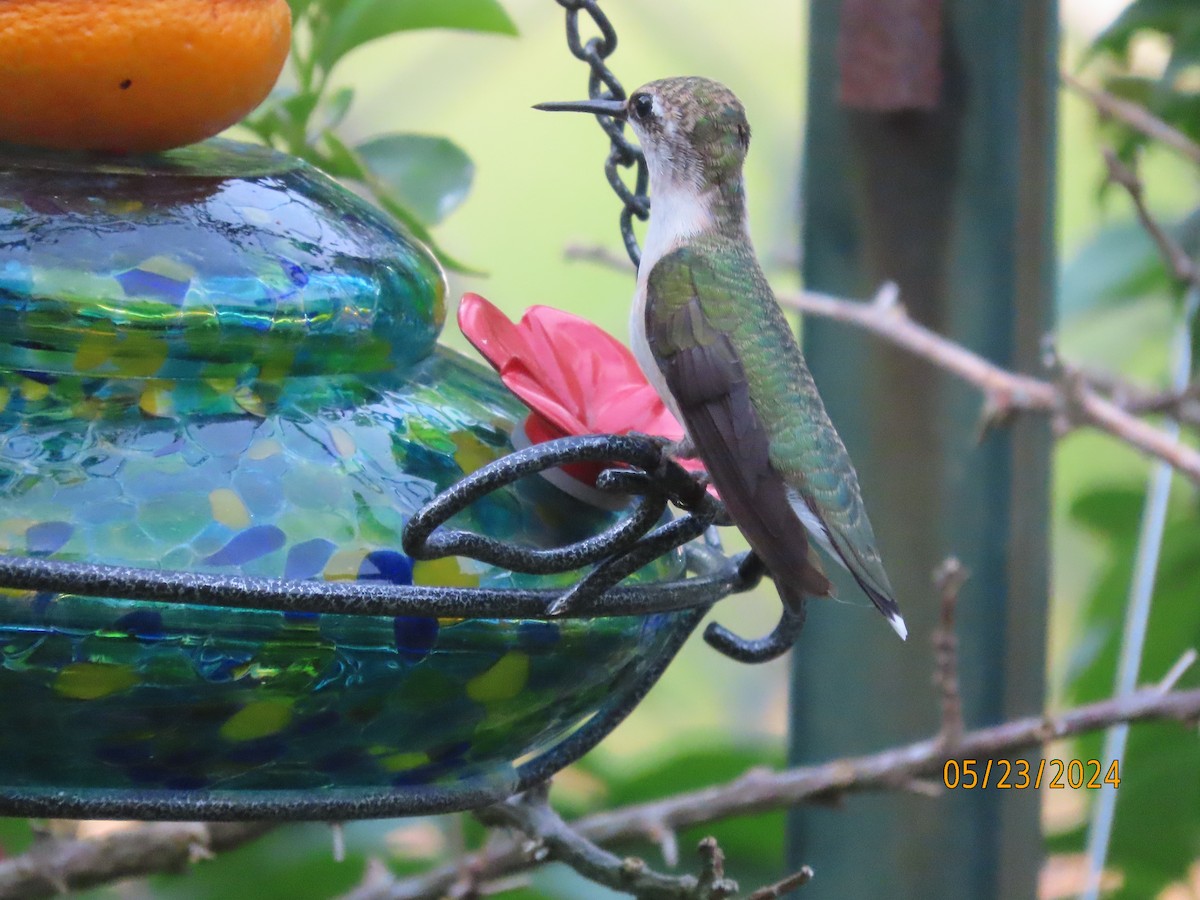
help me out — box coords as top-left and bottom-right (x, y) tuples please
(789, 1), (1056, 897)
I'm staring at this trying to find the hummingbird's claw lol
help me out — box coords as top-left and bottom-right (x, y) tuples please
(625, 430), (673, 451)
(628, 430), (697, 461)
(666, 434), (697, 460)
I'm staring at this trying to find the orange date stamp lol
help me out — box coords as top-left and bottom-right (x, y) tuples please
(942, 758), (1121, 790)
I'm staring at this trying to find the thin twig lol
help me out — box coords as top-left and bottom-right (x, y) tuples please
(474, 784), (736, 900)
(1157, 648), (1198, 694)
(1062, 71), (1200, 166)
(564, 242), (636, 271)
(649, 819), (681, 868)
(355, 683), (1200, 900)
(1102, 149), (1199, 285)
(1077, 367), (1200, 424)
(932, 557), (969, 746)
(746, 865), (814, 899)
(0, 822), (275, 900)
(775, 287), (1200, 482)
(695, 837), (738, 899)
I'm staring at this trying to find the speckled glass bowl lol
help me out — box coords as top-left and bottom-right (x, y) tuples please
(0, 140), (701, 818)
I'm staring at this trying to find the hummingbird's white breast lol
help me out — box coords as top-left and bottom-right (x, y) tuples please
(629, 180), (716, 425)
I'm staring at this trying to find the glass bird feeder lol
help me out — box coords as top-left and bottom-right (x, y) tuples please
(0, 139), (761, 821)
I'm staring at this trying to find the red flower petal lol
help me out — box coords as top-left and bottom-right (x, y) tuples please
(458, 293), (526, 372)
(457, 293), (705, 476)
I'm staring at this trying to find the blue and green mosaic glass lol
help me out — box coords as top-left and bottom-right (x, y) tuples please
(0, 140), (695, 808)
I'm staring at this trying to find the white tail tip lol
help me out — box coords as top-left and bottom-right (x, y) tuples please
(888, 612), (908, 641)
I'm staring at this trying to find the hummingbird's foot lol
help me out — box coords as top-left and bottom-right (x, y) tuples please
(665, 434), (698, 460)
(626, 430), (670, 447)
(624, 431), (698, 460)
(625, 431), (697, 458)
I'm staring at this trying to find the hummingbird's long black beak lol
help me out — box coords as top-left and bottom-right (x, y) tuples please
(533, 98), (627, 118)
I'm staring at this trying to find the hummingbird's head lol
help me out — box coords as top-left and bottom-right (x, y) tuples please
(536, 76), (751, 196)
(624, 77), (750, 194)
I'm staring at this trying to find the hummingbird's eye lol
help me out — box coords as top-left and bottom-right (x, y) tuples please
(630, 93), (654, 120)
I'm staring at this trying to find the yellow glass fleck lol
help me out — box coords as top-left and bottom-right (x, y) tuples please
(204, 377), (238, 395)
(73, 333), (114, 372)
(112, 332), (169, 378)
(466, 652), (530, 703)
(258, 352), (294, 383)
(329, 426), (356, 459)
(452, 431), (499, 474)
(378, 751), (431, 772)
(209, 488), (251, 529)
(0, 518), (37, 553)
(219, 699), (294, 742)
(247, 439), (283, 460)
(413, 557), (481, 588)
(323, 547), (369, 581)
(55, 662), (138, 700)
(138, 381), (175, 417)
(234, 386), (266, 418)
(20, 379), (49, 402)
(136, 255), (197, 283)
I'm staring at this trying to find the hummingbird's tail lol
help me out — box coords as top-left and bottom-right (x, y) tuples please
(789, 491), (908, 641)
(845, 567), (908, 641)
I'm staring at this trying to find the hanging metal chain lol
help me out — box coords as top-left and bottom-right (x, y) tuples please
(553, 0), (649, 267)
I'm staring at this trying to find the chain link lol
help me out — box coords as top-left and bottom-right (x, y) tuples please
(553, 0), (649, 266)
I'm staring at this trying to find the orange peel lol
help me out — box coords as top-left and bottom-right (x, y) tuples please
(0, 0), (291, 153)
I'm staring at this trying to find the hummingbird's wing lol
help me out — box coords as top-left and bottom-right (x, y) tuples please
(645, 241), (905, 638)
(644, 245), (833, 606)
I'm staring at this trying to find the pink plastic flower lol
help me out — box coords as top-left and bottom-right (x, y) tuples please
(458, 293), (703, 484)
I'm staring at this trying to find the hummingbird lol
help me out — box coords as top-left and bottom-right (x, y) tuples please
(536, 77), (906, 642)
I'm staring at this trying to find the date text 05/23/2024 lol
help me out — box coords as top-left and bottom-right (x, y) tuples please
(942, 759), (1122, 790)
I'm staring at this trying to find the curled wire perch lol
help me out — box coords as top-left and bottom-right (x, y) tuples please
(403, 433), (803, 663)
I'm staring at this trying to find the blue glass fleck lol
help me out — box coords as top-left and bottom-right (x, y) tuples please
(393, 616), (439, 662)
(203, 525), (287, 567)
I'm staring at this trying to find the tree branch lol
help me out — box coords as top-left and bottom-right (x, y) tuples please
(1076, 367), (1200, 425)
(1061, 71), (1200, 167)
(932, 557), (968, 747)
(746, 866), (814, 899)
(775, 286), (1200, 482)
(473, 784), (738, 900)
(355, 683), (1200, 899)
(0, 822), (275, 900)
(1101, 149), (1199, 287)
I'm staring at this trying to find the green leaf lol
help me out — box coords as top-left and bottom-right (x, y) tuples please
(316, 132), (366, 179)
(286, 0), (315, 19)
(1165, 15), (1200, 82)
(1092, 0), (1199, 59)
(320, 131), (483, 274)
(281, 91), (323, 132)
(357, 134), (474, 226)
(1065, 486), (1200, 898)
(1095, 75), (1200, 159)
(318, 0), (517, 69)
(319, 87), (356, 133)
(1060, 221), (1171, 317)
